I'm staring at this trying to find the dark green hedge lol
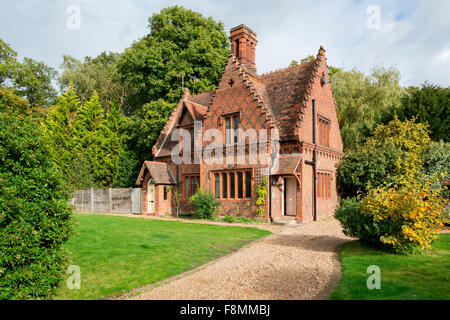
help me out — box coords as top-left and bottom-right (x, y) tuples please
(0, 114), (74, 299)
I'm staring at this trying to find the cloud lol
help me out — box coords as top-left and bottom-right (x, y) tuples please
(0, 0), (448, 86)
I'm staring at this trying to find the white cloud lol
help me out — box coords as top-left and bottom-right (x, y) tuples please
(0, 0), (448, 86)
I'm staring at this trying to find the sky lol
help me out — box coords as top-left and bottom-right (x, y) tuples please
(0, 0), (449, 87)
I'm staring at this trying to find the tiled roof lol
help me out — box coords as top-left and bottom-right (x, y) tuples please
(271, 154), (302, 175)
(257, 61), (317, 140)
(136, 161), (176, 185)
(188, 90), (214, 106)
(153, 47), (326, 158)
(184, 100), (207, 120)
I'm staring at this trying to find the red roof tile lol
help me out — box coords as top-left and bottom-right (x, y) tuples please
(271, 155), (302, 175)
(257, 61), (316, 140)
(136, 161), (176, 185)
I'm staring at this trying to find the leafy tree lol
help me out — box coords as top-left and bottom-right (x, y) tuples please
(0, 38), (57, 115)
(291, 54), (341, 77)
(0, 86), (31, 115)
(337, 117), (431, 198)
(111, 150), (140, 188)
(0, 39), (19, 85)
(396, 83), (450, 142)
(0, 113), (74, 299)
(331, 66), (404, 150)
(300, 55), (315, 63)
(13, 57), (58, 111)
(116, 99), (175, 187)
(118, 6), (230, 111)
(59, 52), (129, 112)
(421, 140), (450, 181)
(125, 99), (175, 161)
(43, 86), (125, 188)
(336, 141), (401, 199)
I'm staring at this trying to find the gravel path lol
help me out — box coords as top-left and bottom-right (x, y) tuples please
(129, 217), (352, 300)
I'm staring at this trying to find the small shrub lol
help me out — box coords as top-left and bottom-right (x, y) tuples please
(237, 217), (256, 224)
(222, 215), (236, 223)
(334, 198), (376, 244)
(189, 189), (220, 220)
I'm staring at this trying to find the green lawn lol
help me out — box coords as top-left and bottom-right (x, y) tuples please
(330, 234), (450, 300)
(54, 213), (271, 300)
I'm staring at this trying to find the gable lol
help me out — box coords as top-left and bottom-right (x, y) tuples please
(153, 46), (343, 158)
(297, 48), (344, 152)
(152, 92), (212, 158)
(136, 161), (176, 185)
(202, 55), (274, 140)
(179, 107), (194, 127)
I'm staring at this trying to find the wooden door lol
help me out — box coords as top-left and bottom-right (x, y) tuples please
(147, 181), (156, 214)
(284, 177), (297, 216)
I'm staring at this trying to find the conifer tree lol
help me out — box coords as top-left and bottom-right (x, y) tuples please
(42, 84), (80, 180)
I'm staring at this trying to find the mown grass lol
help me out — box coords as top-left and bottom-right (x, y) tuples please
(54, 213), (271, 300)
(330, 234), (450, 300)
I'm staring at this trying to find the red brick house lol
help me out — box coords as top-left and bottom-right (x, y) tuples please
(136, 24), (344, 223)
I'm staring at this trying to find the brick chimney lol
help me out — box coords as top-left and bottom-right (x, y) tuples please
(229, 24), (258, 74)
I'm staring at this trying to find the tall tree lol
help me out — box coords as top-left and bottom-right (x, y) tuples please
(337, 117), (431, 198)
(396, 83), (450, 142)
(118, 6), (230, 111)
(72, 93), (123, 187)
(13, 57), (58, 110)
(0, 38), (57, 115)
(115, 99), (175, 187)
(59, 52), (129, 112)
(331, 66), (404, 150)
(0, 39), (19, 84)
(42, 85), (80, 184)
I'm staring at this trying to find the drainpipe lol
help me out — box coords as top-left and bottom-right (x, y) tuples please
(268, 177), (273, 222)
(305, 100), (318, 221)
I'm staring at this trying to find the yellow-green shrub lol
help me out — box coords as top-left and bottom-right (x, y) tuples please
(361, 180), (446, 253)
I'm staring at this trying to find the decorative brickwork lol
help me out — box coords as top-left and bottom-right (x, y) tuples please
(138, 24), (344, 223)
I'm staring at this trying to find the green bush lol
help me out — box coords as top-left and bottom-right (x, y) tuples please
(0, 114), (75, 299)
(361, 182), (446, 254)
(222, 214), (237, 223)
(334, 198), (376, 244)
(336, 141), (401, 198)
(335, 183), (446, 254)
(189, 189), (220, 220)
(421, 140), (450, 180)
(337, 117), (430, 198)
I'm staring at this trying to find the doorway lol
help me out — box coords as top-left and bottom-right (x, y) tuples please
(147, 179), (156, 214)
(284, 177), (296, 216)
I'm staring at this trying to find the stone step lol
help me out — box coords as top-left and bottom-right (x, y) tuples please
(272, 217), (301, 227)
